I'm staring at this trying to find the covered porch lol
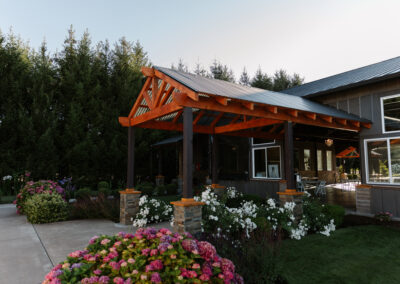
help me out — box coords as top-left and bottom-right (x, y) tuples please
(118, 66), (371, 228)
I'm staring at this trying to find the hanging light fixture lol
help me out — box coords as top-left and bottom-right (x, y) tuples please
(325, 139), (333, 147)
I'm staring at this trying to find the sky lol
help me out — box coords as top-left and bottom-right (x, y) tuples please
(1, 0), (400, 82)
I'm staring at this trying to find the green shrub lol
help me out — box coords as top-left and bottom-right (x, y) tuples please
(154, 185), (166, 196)
(75, 187), (92, 200)
(323, 204), (345, 227)
(226, 193), (265, 208)
(97, 181), (110, 191)
(135, 182), (154, 195)
(165, 183), (178, 195)
(25, 193), (69, 224)
(98, 187), (111, 196)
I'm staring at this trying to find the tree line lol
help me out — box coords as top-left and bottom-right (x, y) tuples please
(0, 27), (303, 189)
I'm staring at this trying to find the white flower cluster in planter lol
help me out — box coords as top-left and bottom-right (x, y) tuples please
(132, 195), (173, 228)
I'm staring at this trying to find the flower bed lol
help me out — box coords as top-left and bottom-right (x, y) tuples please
(196, 187), (337, 241)
(43, 228), (243, 283)
(132, 195), (173, 228)
(14, 180), (65, 214)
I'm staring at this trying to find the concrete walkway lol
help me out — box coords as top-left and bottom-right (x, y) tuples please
(0, 204), (170, 284)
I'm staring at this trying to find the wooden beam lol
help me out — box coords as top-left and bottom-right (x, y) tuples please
(320, 115), (333, 123)
(305, 113), (317, 120)
(350, 121), (360, 127)
(242, 101), (254, 110)
(336, 118), (347, 126)
(173, 110), (183, 123)
(141, 66), (155, 77)
(193, 110), (205, 125)
(159, 86), (174, 106)
(266, 106), (278, 114)
(361, 122), (371, 129)
(267, 123), (281, 134)
(154, 69), (199, 101)
(227, 129), (283, 140)
(128, 77), (152, 118)
(132, 102), (182, 126)
(153, 80), (166, 108)
(142, 89), (153, 110)
(211, 112), (224, 127)
(151, 77), (159, 108)
(139, 120), (213, 134)
(215, 97), (228, 106)
(215, 118), (281, 134)
(288, 110), (298, 118)
(173, 92), (361, 132)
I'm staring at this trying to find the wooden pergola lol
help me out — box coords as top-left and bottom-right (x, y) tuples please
(119, 66), (371, 198)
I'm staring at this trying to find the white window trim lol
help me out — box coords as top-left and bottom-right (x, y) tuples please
(381, 94), (400, 134)
(251, 138), (276, 146)
(251, 145), (282, 180)
(364, 136), (400, 185)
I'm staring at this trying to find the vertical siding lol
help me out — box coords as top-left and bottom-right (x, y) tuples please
(219, 179), (279, 199)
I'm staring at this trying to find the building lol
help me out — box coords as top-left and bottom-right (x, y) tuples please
(119, 57), (400, 217)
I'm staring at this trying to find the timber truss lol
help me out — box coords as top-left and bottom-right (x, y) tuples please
(119, 67), (371, 138)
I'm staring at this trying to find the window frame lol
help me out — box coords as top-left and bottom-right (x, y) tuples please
(317, 149), (323, 171)
(364, 136), (400, 185)
(251, 145), (282, 180)
(380, 94), (400, 134)
(251, 138), (276, 146)
(326, 150), (333, 171)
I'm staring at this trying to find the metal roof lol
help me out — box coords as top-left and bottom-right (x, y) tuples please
(283, 56), (400, 98)
(152, 135), (182, 147)
(154, 66), (370, 123)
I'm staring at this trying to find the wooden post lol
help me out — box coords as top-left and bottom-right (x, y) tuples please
(127, 126), (135, 189)
(284, 121), (295, 189)
(211, 134), (219, 184)
(158, 149), (162, 175)
(183, 107), (193, 198)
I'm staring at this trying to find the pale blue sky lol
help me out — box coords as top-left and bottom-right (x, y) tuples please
(1, 0), (400, 82)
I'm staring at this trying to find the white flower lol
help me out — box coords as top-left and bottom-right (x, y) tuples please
(2, 175), (12, 181)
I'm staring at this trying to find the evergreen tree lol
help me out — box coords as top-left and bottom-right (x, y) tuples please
(239, 67), (250, 86)
(250, 67), (272, 90)
(272, 69), (304, 91)
(194, 62), (207, 77)
(209, 60), (235, 82)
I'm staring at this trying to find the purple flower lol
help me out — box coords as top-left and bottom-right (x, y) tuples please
(151, 272), (162, 283)
(181, 239), (198, 252)
(157, 242), (170, 254)
(71, 263), (82, 269)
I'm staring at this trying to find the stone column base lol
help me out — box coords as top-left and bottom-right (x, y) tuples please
(279, 180), (287, 192)
(356, 185), (372, 214)
(171, 198), (205, 235)
(211, 184), (225, 197)
(120, 189), (141, 225)
(277, 189), (304, 220)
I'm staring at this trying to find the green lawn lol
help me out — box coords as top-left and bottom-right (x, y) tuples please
(279, 225), (400, 283)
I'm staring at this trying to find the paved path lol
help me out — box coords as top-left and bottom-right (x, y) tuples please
(0, 204), (170, 284)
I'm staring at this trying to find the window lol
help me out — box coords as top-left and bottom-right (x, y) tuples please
(304, 149), (311, 170)
(326, 150), (333, 171)
(381, 94), (400, 133)
(365, 137), (400, 184)
(317, 150), (323, 171)
(251, 138), (275, 146)
(252, 146), (281, 179)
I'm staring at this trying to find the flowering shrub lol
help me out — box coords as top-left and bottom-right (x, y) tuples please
(375, 211), (393, 222)
(43, 228), (243, 283)
(197, 186), (336, 241)
(14, 180), (65, 214)
(195, 188), (258, 239)
(133, 195), (173, 227)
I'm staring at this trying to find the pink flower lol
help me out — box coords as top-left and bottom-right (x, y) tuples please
(188, 270), (197, 278)
(150, 260), (163, 270)
(170, 254), (176, 259)
(89, 236), (99, 244)
(181, 239), (198, 252)
(98, 276), (110, 284)
(199, 274), (210, 281)
(197, 241), (217, 261)
(140, 275), (147, 280)
(109, 261), (120, 270)
(93, 269), (102, 275)
(224, 271), (234, 280)
(100, 239), (110, 245)
(141, 248), (151, 256)
(128, 258), (135, 264)
(192, 263), (200, 269)
(132, 270), (138, 274)
(150, 249), (158, 256)
(151, 272), (162, 283)
(202, 263), (213, 276)
(113, 277), (124, 284)
(221, 258), (235, 273)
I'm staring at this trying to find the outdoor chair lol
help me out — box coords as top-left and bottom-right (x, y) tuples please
(297, 181), (305, 192)
(315, 180), (326, 196)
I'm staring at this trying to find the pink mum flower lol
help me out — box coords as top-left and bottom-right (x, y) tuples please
(151, 272), (162, 283)
(197, 241), (217, 261)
